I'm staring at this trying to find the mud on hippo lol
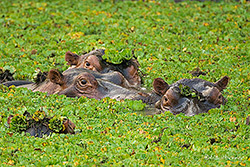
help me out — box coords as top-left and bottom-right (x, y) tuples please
(153, 76), (229, 116)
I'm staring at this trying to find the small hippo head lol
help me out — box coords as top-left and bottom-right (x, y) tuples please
(153, 76), (229, 116)
(65, 49), (141, 87)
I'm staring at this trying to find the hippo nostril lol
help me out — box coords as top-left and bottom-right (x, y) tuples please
(86, 62), (90, 67)
(81, 79), (87, 85)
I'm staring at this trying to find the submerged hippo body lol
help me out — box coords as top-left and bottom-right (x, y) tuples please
(65, 49), (141, 88)
(153, 76), (229, 116)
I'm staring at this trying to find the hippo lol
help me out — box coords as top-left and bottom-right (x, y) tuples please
(46, 68), (160, 104)
(2, 68), (135, 95)
(152, 76), (229, 116)
(3, 69), (161, 107)
(65, 49), (141, 88)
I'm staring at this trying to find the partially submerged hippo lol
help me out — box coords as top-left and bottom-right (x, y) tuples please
(47, 68), (160, 104)
(7, 111), (75, 138)
(153, 76), (229, 116)
(65, 49), (141, 88)
(2, 68), (135, 95)
(3, 69), (160, 106)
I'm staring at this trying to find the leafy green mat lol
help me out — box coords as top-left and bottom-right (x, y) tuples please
(0, 0), (249, 166)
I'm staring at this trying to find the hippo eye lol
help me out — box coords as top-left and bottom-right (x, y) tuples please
(80, 79), (87, 85)
(86, 62), (90, 67)
(218, 95), (222, 99)
(164, 96), (168, 101)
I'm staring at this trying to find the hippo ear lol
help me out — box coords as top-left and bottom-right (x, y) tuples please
(153, 78), (170, 96)
(215, 76), (229, 91)
(48, 69), (65, 86)
(65, 51), (80, 66)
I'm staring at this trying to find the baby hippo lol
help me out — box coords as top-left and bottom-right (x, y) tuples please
(65, 49), (141, 88)
(153, 76), (229, 116)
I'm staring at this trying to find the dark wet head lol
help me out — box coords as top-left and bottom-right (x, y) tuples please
(78, 54), (103, 71)
(153, 76), (229, 116)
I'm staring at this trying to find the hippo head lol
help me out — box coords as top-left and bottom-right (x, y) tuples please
(65, 49), (105, 71)
(153, 76), (229, 116)
(48, 68), (134, 100)
(65, 49), (141, 87)
(50, 70), (104, 99)
(48, 67), (147, 101)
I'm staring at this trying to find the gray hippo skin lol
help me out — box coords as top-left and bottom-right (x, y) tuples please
(153, 76), (229, 116)
(65, 49), (141, 88)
